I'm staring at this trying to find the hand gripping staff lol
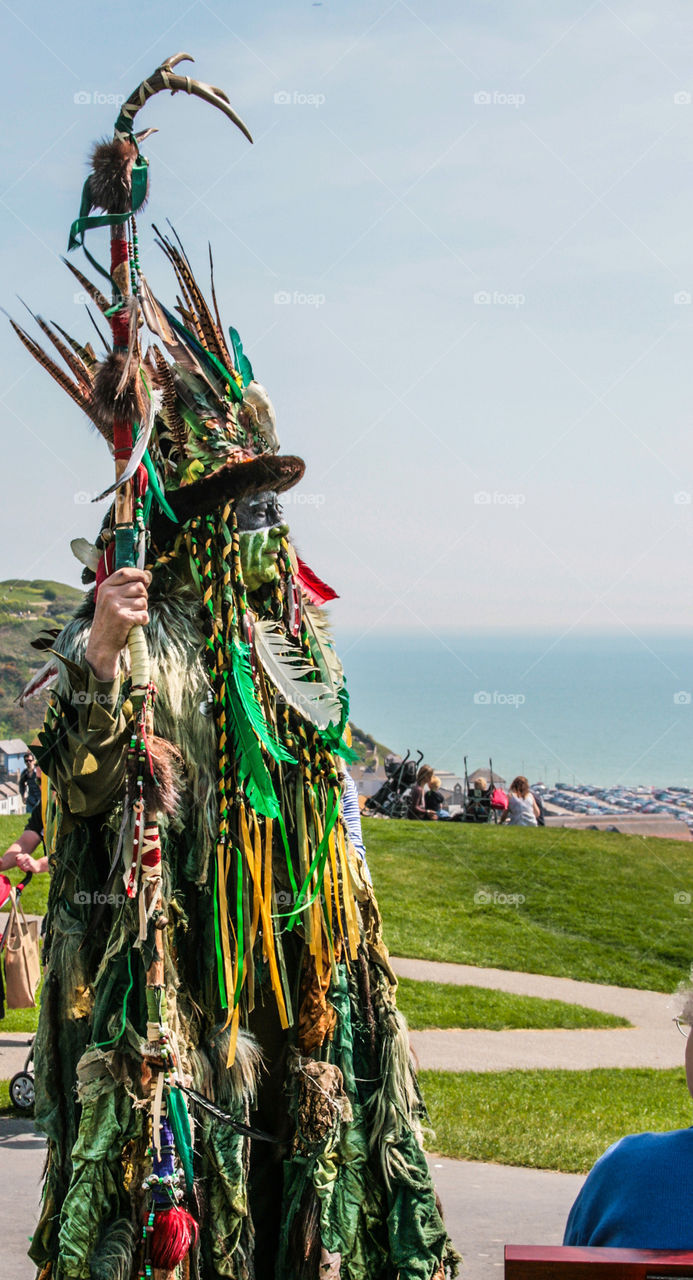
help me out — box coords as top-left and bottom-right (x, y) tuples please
(66, 53), (252, 1276)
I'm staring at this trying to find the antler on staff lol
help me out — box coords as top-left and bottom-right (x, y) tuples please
(115, 51), (253, 143)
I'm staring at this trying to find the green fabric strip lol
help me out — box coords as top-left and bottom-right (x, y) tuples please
(213, 854), (228, 1010)
(142, 450), (179, 522)
(114, 525), (136, 571)
(233, 843), (244, 1005)
(277, 812), (299, 898)
(67, 155), (149, 252)
(285, 788), (339, 930)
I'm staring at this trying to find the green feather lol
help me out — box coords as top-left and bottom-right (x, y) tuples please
(166, 1086), (195, 1196)
(231, 638), (296, 765)
(225, 670), (281, 819)
(228, 326), (254, 388)
(142, 450), (178, 523)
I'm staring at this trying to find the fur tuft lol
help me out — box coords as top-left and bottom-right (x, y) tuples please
(147, 735), (184, 816)
(89, 1217), (136, 1280)
(92, 353), (145, 439)
(89, 138), (147, 215)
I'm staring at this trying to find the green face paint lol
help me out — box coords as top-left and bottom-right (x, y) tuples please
(236, 489), (290, 589)
(238, 524), (289, 589)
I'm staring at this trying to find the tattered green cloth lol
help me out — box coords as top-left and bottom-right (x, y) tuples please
(30, 579), (458, 1280)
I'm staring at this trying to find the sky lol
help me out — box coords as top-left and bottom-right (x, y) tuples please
(1, 0), (693, 638)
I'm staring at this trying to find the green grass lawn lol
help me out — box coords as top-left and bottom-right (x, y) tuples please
(364, 818), (693, 992)
(396, 978), (629, 1030)
(420, 1067), (693, 1173)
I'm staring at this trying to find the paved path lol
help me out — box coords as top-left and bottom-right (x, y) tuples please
(0, 1034), (34, 1081)
(1, 1116), (583, 1280)
(2, 1117), (46, 1280)
(431, 1154), (584, 1279)
(392, 957), (680, 1072)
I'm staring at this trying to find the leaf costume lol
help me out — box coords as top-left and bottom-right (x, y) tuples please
(15, 53), (459, 1280)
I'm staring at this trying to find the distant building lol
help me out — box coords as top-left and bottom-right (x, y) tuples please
(0, 781), (24, 815)
(0, 738), (29, 778)
(468, 767), (507, 788)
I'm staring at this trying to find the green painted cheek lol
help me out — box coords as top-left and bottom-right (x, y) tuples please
(239, 529), (280, 590)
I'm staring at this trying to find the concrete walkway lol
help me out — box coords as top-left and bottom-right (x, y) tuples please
(0, 1034), (34, 1081)
(392, 956), (681, 1072)
(1, 1116), (583, 1280)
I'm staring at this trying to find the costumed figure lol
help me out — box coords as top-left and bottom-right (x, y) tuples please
(12, 54), (459, 1280)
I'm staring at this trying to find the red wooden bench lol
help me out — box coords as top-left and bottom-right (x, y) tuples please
(505, 1246), (693, 1279)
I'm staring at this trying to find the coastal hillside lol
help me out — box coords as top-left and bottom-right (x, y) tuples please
(350, 723), (392, 768)
(0, 579), (83, 740)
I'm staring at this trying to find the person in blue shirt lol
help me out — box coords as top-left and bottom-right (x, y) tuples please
(564, 991), (693, 1248)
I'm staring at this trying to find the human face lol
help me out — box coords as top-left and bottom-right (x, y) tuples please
(236, 490), (290, 590)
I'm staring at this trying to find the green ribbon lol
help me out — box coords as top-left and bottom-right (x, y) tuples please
(213, 854), (228, 1010)
(67, 153), (149, 253)
(284, 787), (340, 931)
(142, 450), (179, 523)
(233, 843), (244, 1005)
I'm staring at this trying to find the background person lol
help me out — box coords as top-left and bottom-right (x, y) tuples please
(564, 987), (693, 1247)
(425, 775), (449, 819)
(19, 752), (41, 814)
(502, 775), (541, 826)
(408, 764), (438, 820)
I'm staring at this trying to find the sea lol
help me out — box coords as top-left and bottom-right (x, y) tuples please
(333, 630), (693, 789)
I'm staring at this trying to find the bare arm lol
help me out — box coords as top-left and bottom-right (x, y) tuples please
(0, 828), (41, 872)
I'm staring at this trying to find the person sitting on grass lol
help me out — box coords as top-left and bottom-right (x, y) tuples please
(501, 776), (541, 827)
(0, 802), (48, 877)
(563, 985), (693, 1248)
(408, 764), (438, 820)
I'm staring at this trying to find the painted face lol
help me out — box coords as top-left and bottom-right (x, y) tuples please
(236, 490), (290, 590)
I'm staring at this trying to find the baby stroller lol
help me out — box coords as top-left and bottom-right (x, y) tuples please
(365, 750), (423, 819)
(463, 757), (506, 824)
(0, 873), (36, 1113)
(9, 1038), (35, 1113)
